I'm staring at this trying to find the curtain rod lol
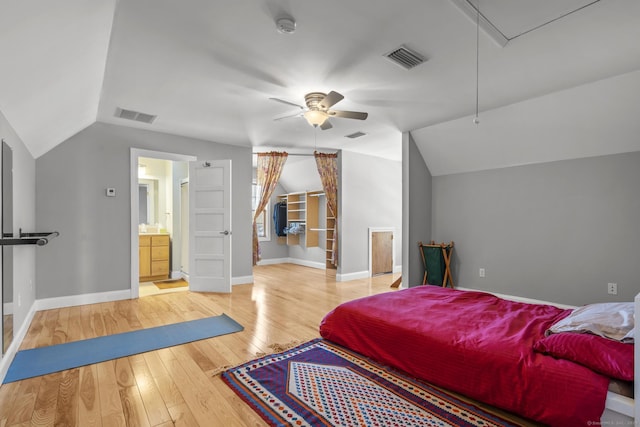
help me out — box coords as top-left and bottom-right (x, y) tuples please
(252, 152), (336, 157)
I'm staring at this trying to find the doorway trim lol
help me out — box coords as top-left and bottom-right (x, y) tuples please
(368, 227), (396, 277)
(130, 148), (197, 298)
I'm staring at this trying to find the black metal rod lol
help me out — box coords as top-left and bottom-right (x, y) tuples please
(0, 231), (59, 246)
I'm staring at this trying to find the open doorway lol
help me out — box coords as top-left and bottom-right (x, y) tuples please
(130, 149), (196, 298)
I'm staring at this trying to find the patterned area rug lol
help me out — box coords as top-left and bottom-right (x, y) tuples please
(222, 339), (524, 427)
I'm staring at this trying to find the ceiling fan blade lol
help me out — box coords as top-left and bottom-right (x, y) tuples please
(320, 120), (333, 130)
(328, 110), (368, 120)
(269, 97), (304, 110)
(319, 91), (344, 109)
(273, 111), (303, 121)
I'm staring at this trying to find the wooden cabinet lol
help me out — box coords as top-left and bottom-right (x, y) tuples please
(139, 236), (151, 278)
(139, 234), (170, 281)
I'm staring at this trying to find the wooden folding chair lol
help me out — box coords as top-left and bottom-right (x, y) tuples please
(418, 241), (455, 288)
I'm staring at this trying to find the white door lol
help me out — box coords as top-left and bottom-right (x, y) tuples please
(188, 160), (232, 293)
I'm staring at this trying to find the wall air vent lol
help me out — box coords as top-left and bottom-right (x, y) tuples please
(345, 131), (367, 139)
(384, 45), (426, 70)
(115, 107), (157, 124)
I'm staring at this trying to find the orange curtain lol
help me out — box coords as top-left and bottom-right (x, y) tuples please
(253, 152), (288, 265)
(314, 151), (338, 267)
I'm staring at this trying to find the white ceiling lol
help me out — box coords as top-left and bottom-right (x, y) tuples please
(1, 0), (639, 175)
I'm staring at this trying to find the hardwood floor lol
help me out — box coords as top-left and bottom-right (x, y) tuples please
(0, 264), (401, 426)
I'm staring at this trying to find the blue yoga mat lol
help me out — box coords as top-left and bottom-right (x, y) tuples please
(4, 313), (243, 383)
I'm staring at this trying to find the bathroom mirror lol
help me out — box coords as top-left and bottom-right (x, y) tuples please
(138, 179), (158, 226)
(2, 140), (13, 354)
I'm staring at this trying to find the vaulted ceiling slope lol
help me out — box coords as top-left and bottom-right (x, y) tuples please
(0, 1), (639, 173)
(0, 0), (117, 158)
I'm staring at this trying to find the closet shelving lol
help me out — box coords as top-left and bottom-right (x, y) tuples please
(277, 191), (320, 247)
(277, 190), (336, 269)
(325, 216), (336, 269)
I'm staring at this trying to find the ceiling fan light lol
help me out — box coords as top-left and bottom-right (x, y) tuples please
(304, 110), (328, 127)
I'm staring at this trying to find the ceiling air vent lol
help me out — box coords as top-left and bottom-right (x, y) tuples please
(345, 131), (367, 139)
(115, 107), (157, 124)
(384, 45), (426, 70)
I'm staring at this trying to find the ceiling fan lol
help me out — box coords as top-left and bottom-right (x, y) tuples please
(270, 91), (368, 130)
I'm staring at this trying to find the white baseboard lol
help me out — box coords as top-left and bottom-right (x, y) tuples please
(257, 257), (290, 266)
(0, 301), (37, 384)
(232, 275), (253, 286)
(288, 258), (326, 270)
(3, 302), (13, 315)
(258, 257), (326, 270)
(35, 289), (132, 312)
(336, 271), (370, 282)
(393, 265), (402, 274)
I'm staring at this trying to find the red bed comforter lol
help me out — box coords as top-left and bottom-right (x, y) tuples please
(319, 286), (610, 426)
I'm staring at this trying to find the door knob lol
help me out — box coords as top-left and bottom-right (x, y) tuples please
(220, 230), (231, 235)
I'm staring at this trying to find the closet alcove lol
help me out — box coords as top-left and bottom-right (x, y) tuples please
(254, 152), (336, 270)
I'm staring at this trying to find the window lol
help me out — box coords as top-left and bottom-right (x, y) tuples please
(252, 183), (270, 241)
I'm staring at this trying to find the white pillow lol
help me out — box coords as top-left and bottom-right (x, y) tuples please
(547, 302), (634, 343)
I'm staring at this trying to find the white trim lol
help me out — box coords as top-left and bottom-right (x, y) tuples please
(336, 270), (370, 282)
(604, 393), (634, 418)
(368, 227), (396, 278)
(0, 301), (36, 384)
(257, 257), (290, 266)
(289, 258), (326, 270)
(393, 264), (402, 274)
(257, 257), (326, 270)
(232, 275), (253, 286)
(130, 148), (197, 299)
(3, 301), (13, 315)
(35, 290), (132, 311)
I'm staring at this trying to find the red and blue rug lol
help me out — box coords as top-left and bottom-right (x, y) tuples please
(221, 339), (524, 427)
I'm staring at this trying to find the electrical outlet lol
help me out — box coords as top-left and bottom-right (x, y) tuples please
(479, 268), (485, 278)
(607, 283), (618, 295)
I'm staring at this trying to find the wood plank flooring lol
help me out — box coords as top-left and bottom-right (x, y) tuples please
(0, 264), (401, 426)
(0, 264), (537, 426)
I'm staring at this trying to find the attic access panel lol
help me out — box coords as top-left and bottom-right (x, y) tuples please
(463, 0), (600, 40)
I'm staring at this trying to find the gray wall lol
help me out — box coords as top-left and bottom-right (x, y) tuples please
(402, 132), (432, 288)
(35, 122), (252, 299)
(431, 151), (640, 305)
(339, 150), (402, 277)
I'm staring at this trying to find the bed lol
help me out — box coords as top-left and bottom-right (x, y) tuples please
(319, 286), (635, 426)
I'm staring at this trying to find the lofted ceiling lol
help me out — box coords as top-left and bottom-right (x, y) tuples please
(1, 1), (639, 175)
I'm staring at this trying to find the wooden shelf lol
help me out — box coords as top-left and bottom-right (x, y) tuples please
(277, 191), (319, 247)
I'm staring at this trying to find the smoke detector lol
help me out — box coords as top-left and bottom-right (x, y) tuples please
(276, 16), (296, 34)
